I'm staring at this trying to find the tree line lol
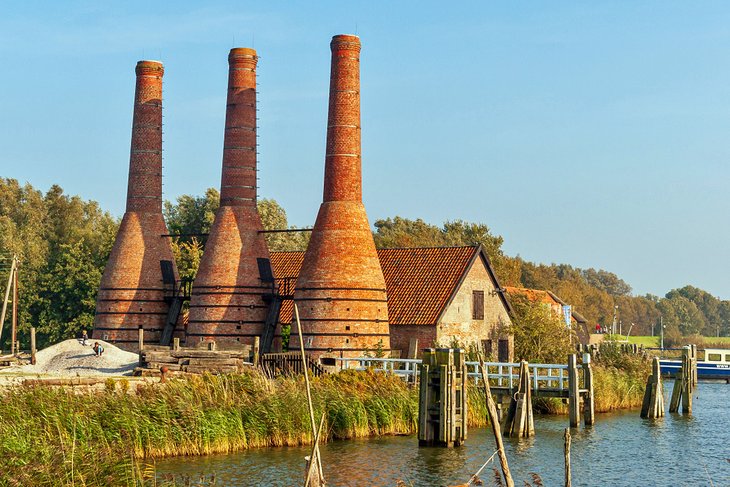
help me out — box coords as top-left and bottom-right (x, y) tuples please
(1, 179), (728, 348)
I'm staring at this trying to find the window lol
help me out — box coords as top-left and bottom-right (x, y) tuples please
(707, 353), (722, 362)
(472, 290), (484, 320)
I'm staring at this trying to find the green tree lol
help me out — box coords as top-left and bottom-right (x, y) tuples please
(509, 296), (575, 363)
(0, 179), (117, 348)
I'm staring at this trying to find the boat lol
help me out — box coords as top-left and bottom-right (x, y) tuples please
(660, 348), (730, 380)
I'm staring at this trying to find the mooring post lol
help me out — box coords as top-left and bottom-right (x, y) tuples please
(641, 357), (665, 418)
(568, 354), (580, 427)
(681, 346), (693, 414)
(669, 354), (684, 413)
(582, 353), (595, 426)
(504, 361), (534, 437)
(172, 337), (180, 351)
(30, 327), (36, 366)
(418, 348), (466, 447)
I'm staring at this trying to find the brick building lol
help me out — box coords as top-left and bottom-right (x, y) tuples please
(271, 245), (513, 360)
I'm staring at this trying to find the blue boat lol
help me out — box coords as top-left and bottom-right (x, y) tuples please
(660, 348), (730, 380)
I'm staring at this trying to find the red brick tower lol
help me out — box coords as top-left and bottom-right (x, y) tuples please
(292, 35), (390, 359)
(94, 60), (179, 349)
(186, 48), (272, 346)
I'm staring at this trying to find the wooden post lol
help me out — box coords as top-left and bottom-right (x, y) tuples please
(669, 358), (684, 413)
(564, 428), (572, 487)
(407, 337), (419, 359)
(304, 412), (326, 487)
(504, 361), (534, 437)
(568, 354), (580, 427)
(138, 326), (144, 352)
(640, 357), (664, 418)
(30, 327), (36, 365)
(172, 337), (180, 351)
(418, 348), (466, 447)
(681, 346), (692, 414)
(582, 353), (595, 426)
(253, 336), (260, 365)
(478, 358), (515, 487)
(11, 260), (18, 355)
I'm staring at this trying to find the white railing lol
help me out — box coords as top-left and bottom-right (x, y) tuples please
(336, 357), (572, 391)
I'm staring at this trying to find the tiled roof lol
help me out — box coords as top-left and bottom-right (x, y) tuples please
(270, 246), (483, 326)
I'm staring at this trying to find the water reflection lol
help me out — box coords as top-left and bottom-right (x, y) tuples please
(156, 383), (730, 486)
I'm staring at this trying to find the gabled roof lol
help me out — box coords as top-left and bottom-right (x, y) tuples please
(270, 245), (510, 326)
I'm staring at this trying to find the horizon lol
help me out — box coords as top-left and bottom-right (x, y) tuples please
(2, 2), (729, 300)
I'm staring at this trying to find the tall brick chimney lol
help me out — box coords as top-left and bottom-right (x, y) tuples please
(186, 48), (272, 346)
(94, 60), (179, 349)
(292, 35), (390, 359)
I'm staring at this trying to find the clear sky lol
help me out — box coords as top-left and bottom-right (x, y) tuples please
(2, 1), (729, 299)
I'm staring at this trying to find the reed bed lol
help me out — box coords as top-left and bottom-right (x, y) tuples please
(0, 361), (648, 486)
(0, 369), (418, 486)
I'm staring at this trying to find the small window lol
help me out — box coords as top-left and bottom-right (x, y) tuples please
(725, 354), (730, 363)
(707, 353), (722, 362)
(473, 290), (485, 320)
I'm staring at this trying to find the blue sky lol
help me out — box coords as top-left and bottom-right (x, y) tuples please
(2, 1), (730, 299)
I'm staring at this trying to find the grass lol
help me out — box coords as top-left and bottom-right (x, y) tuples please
(625, 335), (660, 347)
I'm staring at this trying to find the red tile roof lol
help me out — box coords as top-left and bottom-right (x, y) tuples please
(270, 246), (489, 326)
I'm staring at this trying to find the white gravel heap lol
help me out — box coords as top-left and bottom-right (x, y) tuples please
(12, 338), (139, 377)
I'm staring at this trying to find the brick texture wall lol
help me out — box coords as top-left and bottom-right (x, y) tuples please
(293, 35), (390, 359)
(186, 48), (272, 347)
(94, 61), (179, 350)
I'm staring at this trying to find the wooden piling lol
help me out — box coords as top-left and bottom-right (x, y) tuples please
(503, 361), (534, 437)
(30, 327), (36, 366)
(418, 348), (467, 447)
(582, 353), (595, 426)
(564, 428), (572, 487)
(568, 354), (580, 427)
(640, 357), (664, 418)
(669, 346), (695, 414)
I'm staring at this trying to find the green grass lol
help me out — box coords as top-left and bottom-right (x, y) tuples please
(625, 335), (660, 347)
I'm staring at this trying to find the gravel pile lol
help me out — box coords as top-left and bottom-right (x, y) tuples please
(8, 339), (139, 377)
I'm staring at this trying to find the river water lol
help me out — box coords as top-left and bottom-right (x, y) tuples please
(156, 382), (730, 486)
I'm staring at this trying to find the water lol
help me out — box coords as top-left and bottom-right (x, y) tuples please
(156, 382), (730, 486)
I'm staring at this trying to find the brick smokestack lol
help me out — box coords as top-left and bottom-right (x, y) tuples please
(292, 35), (390, 359)
(186, 48), (272, 346)
(94, 60), (179, 349)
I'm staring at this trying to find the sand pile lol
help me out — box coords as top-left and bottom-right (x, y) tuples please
(8, 339), (139, 377)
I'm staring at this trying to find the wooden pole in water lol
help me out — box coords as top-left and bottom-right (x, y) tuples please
(478, 357), (514, 487)
(564, 428), (572, 487)
(304, 412), (326, 487)
(582, 353), (595, 426)
(30, 327), (36, 365)
(295, 303), (324, 483)
(568, 354), (580, 427)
